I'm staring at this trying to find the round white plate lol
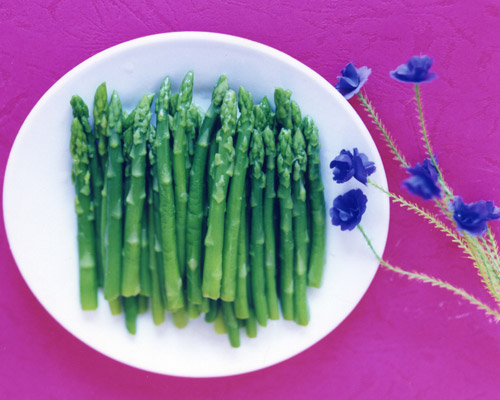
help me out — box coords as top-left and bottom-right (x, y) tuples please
(3, 32), (389, 377)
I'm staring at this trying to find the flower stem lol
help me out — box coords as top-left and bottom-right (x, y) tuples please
(357, 224), (500, 321)
(357, 92), (409, 169)
(414, 84), (453, 199)
(368, 179), (473, 259)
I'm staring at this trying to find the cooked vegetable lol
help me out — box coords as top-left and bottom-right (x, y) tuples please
(221, 86), (254, 301)
(202, 89), (237, 300)
(186, 75), (229, 305)
(121, 93), (154, 296)
(154, 76), (184, 312)
(303, 116), (327, 288)
(69, 117), (98, 310)
(291, 100), (310, 326)
(102, 91), (124, 302)
(70, 75), (326, 344)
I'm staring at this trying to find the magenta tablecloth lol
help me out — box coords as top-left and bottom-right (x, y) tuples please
(1, 1), (500, 398)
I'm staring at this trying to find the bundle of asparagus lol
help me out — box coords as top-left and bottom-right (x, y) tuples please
(69, 72), (326, 347)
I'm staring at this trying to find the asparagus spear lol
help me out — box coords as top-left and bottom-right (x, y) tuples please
(186, 76), (229, 305)
(234, 183), (250, 319)
(137, 295), (149, 314)
(202, 89), (238, 299)
(245, 308), (258, 338)
(154, 76), (184, 311)
(102, 91), (124, 302)
(260, 99), (280, 320)
(222, 301), (241, 348)
(121, 93), (154, 296)
(249, 123), (269, 327)
(274, 88), (293, 131)
(69, 118), (98, 310)
(303, 116), (326, 288)
(70, 95), (104, 287)
(149, 140), (168, 311)
(93, 84), (108, 282)
(204, 299), (219, 323)
(147, 129), (166, 324)
(123, 296), (138, 334)
(185, 105), (202, 173)
(139, 203), (152, 296)
(172, 71), (194, 279)
(221, 86), (255, 301)
(275, 88), (296, 320)
(276, 128), (295, 320)
(291, 100), (310, 326)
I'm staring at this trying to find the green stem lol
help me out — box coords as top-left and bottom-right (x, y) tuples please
(414, 84), (452, 199)
(357, 92), (409, 169)
(357, 225), (500, 321)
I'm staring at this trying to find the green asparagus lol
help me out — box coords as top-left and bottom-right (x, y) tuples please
(291, 100), (310, 326)
(186, 76), (229, 305)
(154, 76), (184, 312)
(221, 86), (255, 301)
(276, 127), (295, 321)
(303, 116), (326, 288)
(202, 89), (237, 299)
(260, 99), (280, 320)
(121, 93), (154, 296)
(172, 71), (194, 279)
(70, 118), (98, 310)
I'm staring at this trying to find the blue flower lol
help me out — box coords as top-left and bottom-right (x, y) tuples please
(330, 148), (376, 185)
(390, 55), (438, 83)
(450, 196), (500, 236)
(330, 189), (368, 231)
(402, 158), (441, 200)
(335, 62), (371, 100)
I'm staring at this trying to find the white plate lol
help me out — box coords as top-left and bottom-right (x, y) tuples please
(3, 32), (389, 377)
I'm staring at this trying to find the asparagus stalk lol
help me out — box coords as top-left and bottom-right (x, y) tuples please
(260, 99), (280, 320)
(137, 295), (149, 314)
(147, 129), (166, 323)
(185, 105), (202, 173)
(234, 183), (250, 319)
(245, 308), (258, 338)
(274, 88), (293, 130)
(249, 123), (269, 327)
(221, 86), (255, 301)
(275, 88), (295, 320)
(154, 76), (185, 312)
(186, 76), (229, 305)
(123, 296), (138, 334)
(204, 299), (219, 323)
(69, 118), (98, 310)
(93, 84), (108, 282)
(202, 89), (238, 299)
(276, 128), (295, 320)
(222, 301), (241, 347)
(303, 116), (326, 287)
(291, 100), (310, 326)
(172, 71), (194, 279)
(70, 95), (104, 286)
(102, 91), (124, 302)
(139, 203), (151, 296)
(121, 93), (154, 296)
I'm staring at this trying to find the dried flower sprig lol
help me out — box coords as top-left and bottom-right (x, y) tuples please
(332, 57), (500, 321)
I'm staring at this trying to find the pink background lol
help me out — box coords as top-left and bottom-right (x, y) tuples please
(1, 1), (500, 398)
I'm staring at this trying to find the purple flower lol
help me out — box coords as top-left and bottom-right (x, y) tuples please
(390, 55), (437, 83)
(330, 189), (368, 231)
(402, 158), (441, 200)
(450, 196), (500, 236)
(335, 62), (371, 100)
(330, 148), (376, 185)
